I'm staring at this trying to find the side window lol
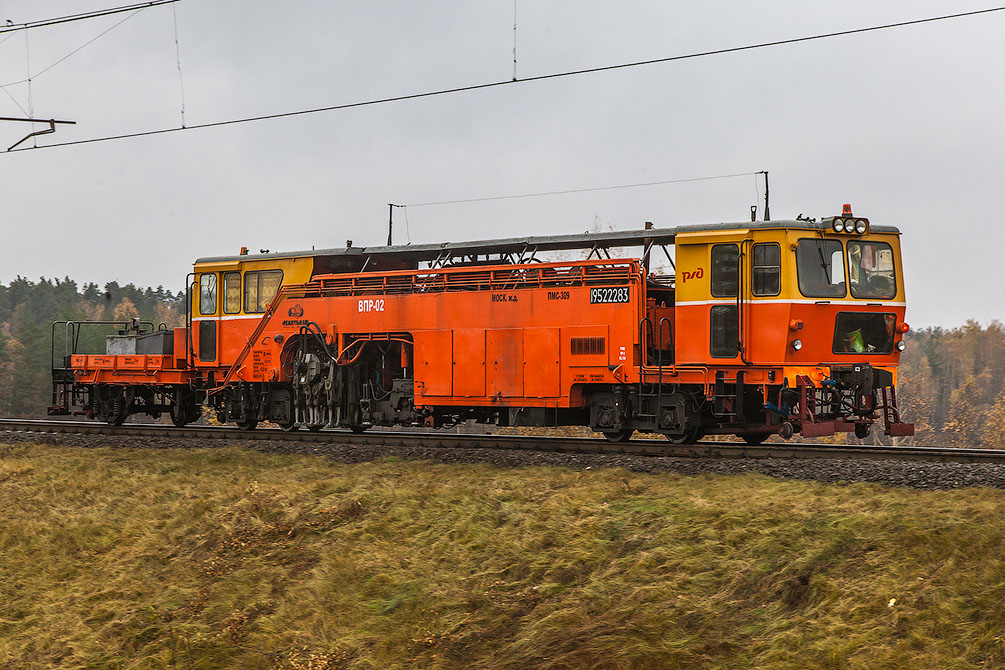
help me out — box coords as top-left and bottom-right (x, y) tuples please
(751, 243), (780, 296)
(198, 321), (216, 361)
(199, 273), (217, 315)
(224, 272), (241, 314)
(710, 244), (739, 297)
(796, 239), (846, 298)
(244, 271), (259, 313)
(710, 305), (739, 358)
(259, 270), (283, 308)
(848, 241), (896, 299)
(244, 269), (284, 313)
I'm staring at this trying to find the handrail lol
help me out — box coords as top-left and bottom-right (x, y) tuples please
(313, 259), (640, 297)
(209, 284), (308, 393)
(638, 316), (652, 398)
(656, 316), (675, 413)
(50, 320), (155, 369)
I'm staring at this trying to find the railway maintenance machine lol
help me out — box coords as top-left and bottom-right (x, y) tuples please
(51, 210), (914, 444)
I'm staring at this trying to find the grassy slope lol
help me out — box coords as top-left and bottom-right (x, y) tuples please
(0, 443), (1003, 670)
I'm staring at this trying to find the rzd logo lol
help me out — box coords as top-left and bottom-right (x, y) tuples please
(680, 268), (704, 283)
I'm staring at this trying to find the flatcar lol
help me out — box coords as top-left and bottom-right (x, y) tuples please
(49, 206), (914, 443)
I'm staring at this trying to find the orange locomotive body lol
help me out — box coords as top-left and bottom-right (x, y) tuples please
(50, 211), (914, 443)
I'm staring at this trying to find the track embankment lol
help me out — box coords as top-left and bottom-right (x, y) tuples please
(2, 419), (1004, 490)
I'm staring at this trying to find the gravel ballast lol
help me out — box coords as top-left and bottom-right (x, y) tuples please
(3, 429), (1004, 491)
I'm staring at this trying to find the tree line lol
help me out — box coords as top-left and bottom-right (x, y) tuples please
(0, 277), (184, 418)
(0, 275), (1001, 446)
(897, 321), (1005, 447)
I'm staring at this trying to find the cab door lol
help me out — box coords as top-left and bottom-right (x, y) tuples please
(195, 272), (219, 364)
(673, 231), (747, 364)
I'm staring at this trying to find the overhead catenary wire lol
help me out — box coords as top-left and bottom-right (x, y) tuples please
(172, 3), (186, 127)
(0, 10), (144, 89)
(0, 0), (180, 35)
(404, 171), (761, 207)
(4, 5), (1005, 154)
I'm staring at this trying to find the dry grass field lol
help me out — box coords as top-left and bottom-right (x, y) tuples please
(1, 442), (1003, 669)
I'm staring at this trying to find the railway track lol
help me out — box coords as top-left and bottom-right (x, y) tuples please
(2, 418), (1003, 465)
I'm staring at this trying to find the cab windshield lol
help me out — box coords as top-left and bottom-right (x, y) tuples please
(796, 239), (845, 298)
(848, 240), (896, 299)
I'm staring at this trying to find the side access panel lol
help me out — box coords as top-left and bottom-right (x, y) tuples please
(414, 330), (453, 398)
(487, 328), (524, 398)
(452, 329), (486, 397)
(524, 327), (560, 397)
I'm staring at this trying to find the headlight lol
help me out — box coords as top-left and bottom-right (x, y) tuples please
(792, 339), (803, 351)
(832, 219), (844, 233)
(843, 219), (856, 233)
(855, 220), (867, 233)
(896, 340), (906, 351)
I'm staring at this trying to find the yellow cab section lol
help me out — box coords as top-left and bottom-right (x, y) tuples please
(670, 214), (907, 389)
(192, 255), (314, 318)
(190, 251), (315, 366)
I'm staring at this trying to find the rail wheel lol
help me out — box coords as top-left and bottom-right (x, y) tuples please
(602, 429), (632, 442)
(664, 427), (701, 444)
(236, 419), (258, 431)
(855, 423), (871, 439)
(170, 387), (197, 427)
(742, 433), (770, 446)
(307, 424), (323, 432)
(279, 419), (299, 432)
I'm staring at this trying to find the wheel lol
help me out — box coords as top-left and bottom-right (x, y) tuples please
(602, 429), (632, 443)
(742, 433), (769, 446)
(854, 423), (871, 439)
(350, 425), (369, 434)
(307, 424), (323, 432)
(279, 420), (299, 432)
(170, 387), (197, 427)
(664, 427), (701, 444)
(107, 412), (126, 427)
(236, 419), (258, 431)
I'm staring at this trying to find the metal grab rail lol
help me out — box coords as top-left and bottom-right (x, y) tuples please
(50, 320), (155, 369)
(636, 315), (678, 428)
(209, 284), (311, 393)
(312, 259), (638, 297)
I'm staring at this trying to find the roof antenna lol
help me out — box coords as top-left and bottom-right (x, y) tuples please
(759, 170), (770, 221)
(387, 203), (404, 246)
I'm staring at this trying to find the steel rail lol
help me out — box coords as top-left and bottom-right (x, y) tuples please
(2, 419), (1003, 464)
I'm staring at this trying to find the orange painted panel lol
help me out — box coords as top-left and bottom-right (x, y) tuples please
(173, 327), (188, 367)
(415, 330), (452, 397)
(524, 327), (560, 397)
(452, 330), (486, 397)
(90, 355), (115, 369)
(119, 356), (146, 370)
(563, 325), (609, 368)
(487, 329), (524, 398)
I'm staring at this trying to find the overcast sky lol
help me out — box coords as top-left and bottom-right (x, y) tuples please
(1, 1), (1002, 328)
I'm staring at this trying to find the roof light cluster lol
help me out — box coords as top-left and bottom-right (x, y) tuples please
(831, 217), (869, 234)
(825, 204), (869, 235)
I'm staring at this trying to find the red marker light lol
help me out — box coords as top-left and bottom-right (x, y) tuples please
(842, 203), (853, 216)
(899, 322), (910, 333)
